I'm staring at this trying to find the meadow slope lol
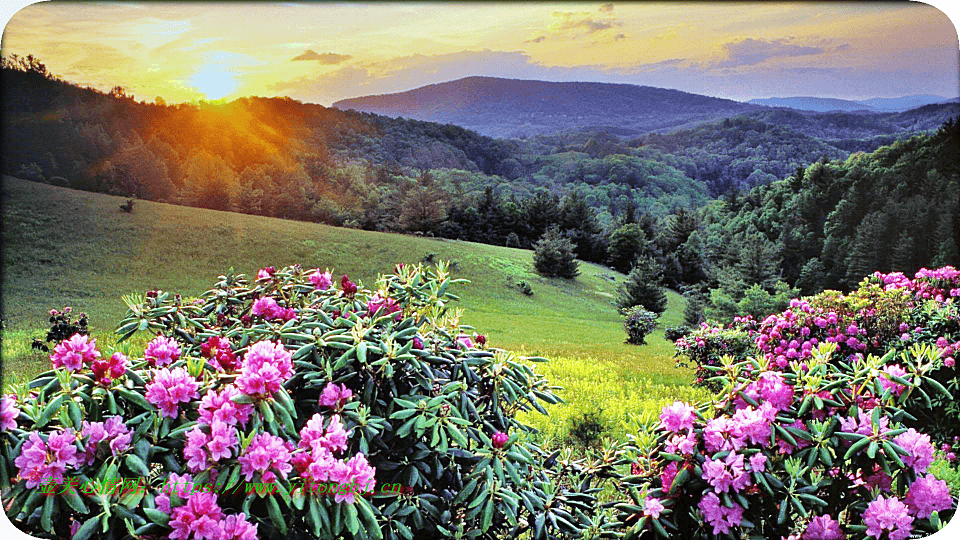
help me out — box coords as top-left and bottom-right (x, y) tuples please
(1, 176), (691, 393)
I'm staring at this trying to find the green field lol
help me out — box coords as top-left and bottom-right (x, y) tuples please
(1, 175), (697, 441)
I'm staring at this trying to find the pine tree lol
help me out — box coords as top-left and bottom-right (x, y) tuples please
(615, 256), (667, 315)
(533, 227), (580, 279)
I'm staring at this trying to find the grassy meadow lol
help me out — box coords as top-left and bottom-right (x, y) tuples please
(1, 175), (698, 443)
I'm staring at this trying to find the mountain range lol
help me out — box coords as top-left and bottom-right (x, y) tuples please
(747, 94), (953, 113)
(334, 77), (957, 138)
(334, 76), (762, 138)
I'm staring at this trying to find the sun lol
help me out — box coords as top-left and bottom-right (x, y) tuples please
(188, 67), (237, 100)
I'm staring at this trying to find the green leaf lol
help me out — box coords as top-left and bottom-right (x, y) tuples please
(345, 501), (360, 535)
(144, 507), (170, 526)
(73, 515), (103, 540)
(125, 454), (151, 476)
(266, 494), (288, 534)
(39, 394), (66, 427)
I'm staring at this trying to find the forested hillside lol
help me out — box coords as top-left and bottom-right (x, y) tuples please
(695, 119), (960, 299)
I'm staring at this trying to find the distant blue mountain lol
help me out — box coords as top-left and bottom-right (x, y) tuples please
(747, 97), (873, 112)
(858, 94), (952, 111)
(748, 94), (952, 113)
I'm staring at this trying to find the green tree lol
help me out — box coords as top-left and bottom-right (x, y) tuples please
(615, 256), (667, 315)
(533, 227), (580, 279)
(607, 223), (650, 273)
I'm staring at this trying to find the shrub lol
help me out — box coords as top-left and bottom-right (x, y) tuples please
(1, 262), (598, 540)
(678, 267), (960, 441)
(613, 343), (957, 540)
(616, 257), (667, 316)
(674, 318), (757, 390)
(517, 280), (534, 296)
(664, 326), (691, 342)
(567, 410), (607, 448)
(533, 227), (579, 279)
(623, 307), (658, 345)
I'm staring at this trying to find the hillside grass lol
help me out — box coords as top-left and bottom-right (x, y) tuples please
(2, 176), (693, 396)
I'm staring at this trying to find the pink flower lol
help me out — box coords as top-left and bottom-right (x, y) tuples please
(340, 275), (357, 296)
(81, 416), (131, 464)
(644, 497), (664, 519)
(702, 451), (750, 494)
(90, 351), (128, 385)
(367, 294), (401, 319)
(200, 337), (238, 372)
(14, 429), (80, 488)
(235, 340), (293, 397)
(803, 515), (844, 540)
(1, 394), (20, 431)
(221, 512), (258, 540)
(757, 372), (794, 410)
(145, 367), (199, 418)
(299, 413), (350, 454)
(665, 432), (697, 456)
(256, 266), (275, 280)
(749, 453), (767, 473)
(251, 296), (281, 319)
(660, 401), (697, 433)
(198, 385), (253, 427)
(698, 492), (744, 535)
(863, 496), (913, 540)
(156, 472), (193, 513)
(703, 417), (746, 453)
(492, 431), (509, 449)
(456, 335), (474, 349)
(904, 474), (953, 518)
(238, 432), (293, 482)
(732, 405), (774, 446)
(319, 382), (353, 409)
(50, 334), (100, 371)
(169, 491), (225, 540)
(660, 461), (679, 492)
(893, 429), (934, 473)
(309, 269), (333, 290)
(879, 364), (909, 396)
(144, 335), (181, 367)
(336, 453), (377, 504)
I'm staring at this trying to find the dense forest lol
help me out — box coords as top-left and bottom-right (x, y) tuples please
(3, 54), (958, 322)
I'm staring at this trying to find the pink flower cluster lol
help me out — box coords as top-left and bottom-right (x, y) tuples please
(156, 472), (194, 513)
(169, 490), (258, 540)
(235, 340), (293, 397)
(145, 335), (182, 367)
(251, 297), (295, 321)
(1, 394), (20, 431)
(201, 336), (238, 372)
(903, 474), (953, 518)
(14, 429), (80, 488)
(198, 385), (253, 427)
(309, 268), (332, 290)
(145, 367), (200, 418)
(184, 419), (238, 472)
(91, 351), (128, 385)
(492, 431), (509, 449)
(238, 432), (293, 483)
(892, 428), (934, 473)
(50, 333), (101, 371)
(863, 496), (913, 540)
(874, 266), (960, 303)
(319, 382), (353, 409)
(935, 336), (958, 368)
(367, 293), (400, 319)
(292, 413), (376, 503)
(879, 364), (910, 396)
(698, 492), (743, 535)
(755, 299), (870, 368)
(256, 266), (276, 280)
(803, 515), (844, 540)
(80, 416), (131, 464)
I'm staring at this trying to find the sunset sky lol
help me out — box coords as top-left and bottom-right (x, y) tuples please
(1, 1), (958, 105)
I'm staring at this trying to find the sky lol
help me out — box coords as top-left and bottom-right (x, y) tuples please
(0, 1), (958, 106)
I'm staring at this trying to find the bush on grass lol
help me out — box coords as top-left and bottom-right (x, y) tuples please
(1, 262), (600, 540)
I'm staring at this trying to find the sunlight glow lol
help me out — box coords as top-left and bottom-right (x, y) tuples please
(188, 67), (237, 100)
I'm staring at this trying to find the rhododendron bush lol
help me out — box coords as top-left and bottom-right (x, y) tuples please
(2, 262), (600, 540)
(676, 267), (960, 441)
(614, 343), (956, 539)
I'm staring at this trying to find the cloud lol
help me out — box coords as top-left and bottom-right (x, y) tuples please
(292, 50), (352, 64)
(599, 3), (614, 12)
(553, 13), (617, 34)
(526, 35), (547, 44)
(712, 38), (826, 68)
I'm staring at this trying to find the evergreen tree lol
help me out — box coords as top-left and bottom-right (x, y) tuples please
(533, 227), (579, 279)
(615, 256), (667, 315)
(607, 223), (650, 274)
